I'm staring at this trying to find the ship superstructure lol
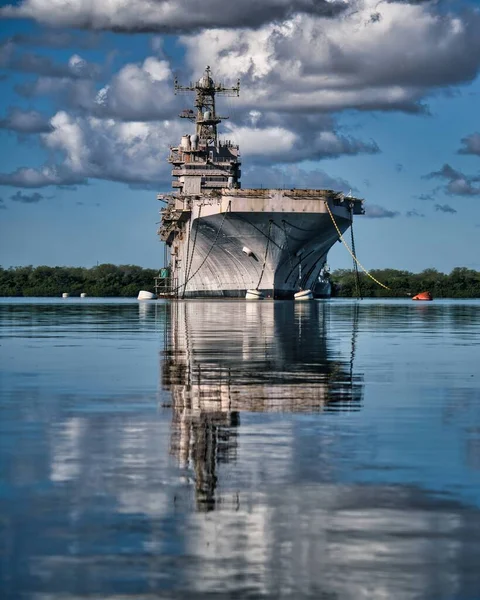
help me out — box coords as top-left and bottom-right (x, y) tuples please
(157, 67), (364, 299)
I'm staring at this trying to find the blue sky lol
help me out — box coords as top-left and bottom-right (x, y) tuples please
(1, 0), (480, 272)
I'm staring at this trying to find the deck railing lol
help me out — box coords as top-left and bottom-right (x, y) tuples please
(154, 276), (178, 298)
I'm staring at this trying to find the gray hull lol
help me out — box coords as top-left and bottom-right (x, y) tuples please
(167, 190), (355, 299)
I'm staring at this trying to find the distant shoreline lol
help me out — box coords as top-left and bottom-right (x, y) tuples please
(1, 265), (479, 298)
(331, 267), (480, 298)
(0, 264), (157, 298)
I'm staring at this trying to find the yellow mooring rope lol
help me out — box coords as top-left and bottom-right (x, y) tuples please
(325, 201), (391, 291)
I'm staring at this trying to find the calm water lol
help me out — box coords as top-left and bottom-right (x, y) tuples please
(1, 298), (480, 599)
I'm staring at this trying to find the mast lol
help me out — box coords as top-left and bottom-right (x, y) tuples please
(157, 66), (242, 267)
(174, 66), (240, 148)
(167, 67), (242, 196)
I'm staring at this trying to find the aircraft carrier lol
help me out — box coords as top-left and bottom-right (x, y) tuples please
(157, 66), (365, 299)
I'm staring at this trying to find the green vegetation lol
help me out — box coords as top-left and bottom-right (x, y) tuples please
(1, 265), (479, 298)
(331, 268), (480, 298)
(0, 264), (158, 297)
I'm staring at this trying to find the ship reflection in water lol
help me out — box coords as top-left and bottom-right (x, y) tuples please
(2, 299), (480, 599)
(162, 300), (362, 511)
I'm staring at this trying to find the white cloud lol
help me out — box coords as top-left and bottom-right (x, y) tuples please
(181, 1), (480, 113)
(243, 164), (353, 192)
(0, 110), (184, 188)
(3, 43), (378, 190)
(142, 56), (170, 81)
(0, 0), (348, 32)
(434, 203), (457, 214)
(459, 132), (480, 156)
(16, 55), (175, 122)
(0, 40), (100, 79)
(42, 111), (182, 185)
(426, 164), (480, 197)
(4, 2), (480, 121)
(68, 53), (88, 75)
(10, 190), (46, 203)
(223, 119), (378, 163)
(94, 57), (174, 121)
(0, 106), (376, 187)
(364, 203), (400, 219)
(6, 0), (479, 191)
(224, 124), (297, 156)
(405, 209), (425, 218)
(0, 107), (53, 133)
(0, 165), (85, 187)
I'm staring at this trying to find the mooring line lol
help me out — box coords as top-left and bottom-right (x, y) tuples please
(170, 201), (231, 296)
(182, 204), (202, 298)
(325, 201), (390, 291)
(256, 220), (273, 290)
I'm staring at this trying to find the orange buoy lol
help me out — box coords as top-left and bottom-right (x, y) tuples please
(412, 291), (433, 301)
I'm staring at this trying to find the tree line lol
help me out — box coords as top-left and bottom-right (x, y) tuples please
(0, 264), (158, 297)
(1, 265), (479, 298)
(330, 267), (480, 298)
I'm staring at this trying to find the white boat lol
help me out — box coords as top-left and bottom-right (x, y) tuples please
(245, 289), (264, 300)
(294, 289), (314, 301)
(137, 290), (156, 300)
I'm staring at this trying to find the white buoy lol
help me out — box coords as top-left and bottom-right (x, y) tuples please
(137, 290), (156, 300)
(294, 289), (313, 301)
(62, 292), (69, 298)
(80, 293), (87, 298)
(245, 289), (264, 300)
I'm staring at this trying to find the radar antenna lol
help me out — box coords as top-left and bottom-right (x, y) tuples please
(174, 66), (240, 147)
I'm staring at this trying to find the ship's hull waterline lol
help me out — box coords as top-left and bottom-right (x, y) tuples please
(164, 191), (355, 299)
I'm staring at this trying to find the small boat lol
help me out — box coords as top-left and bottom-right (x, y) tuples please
(245, 289), (264, 300)
(137, 290), (156, 300)
(412, 291), (432, 301)
(294, 289), (314, 301)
